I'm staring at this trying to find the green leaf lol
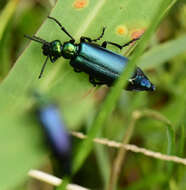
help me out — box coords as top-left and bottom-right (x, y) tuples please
(138, 35), (186, 69)
(0, 0), (177, 189)
(0, 114), (46, 190)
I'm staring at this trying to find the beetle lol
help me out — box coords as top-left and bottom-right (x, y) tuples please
(25, 16), (155, 91)
(34, 92), (72, 176)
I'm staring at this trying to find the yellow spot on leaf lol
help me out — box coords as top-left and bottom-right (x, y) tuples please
(73, 0), (88, 9)
(116, 25), (128, 36)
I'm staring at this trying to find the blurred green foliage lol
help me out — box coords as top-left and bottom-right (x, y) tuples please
(0, 0), (186, 190)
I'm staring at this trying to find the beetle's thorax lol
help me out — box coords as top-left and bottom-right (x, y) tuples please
(61, 42), (78, 59)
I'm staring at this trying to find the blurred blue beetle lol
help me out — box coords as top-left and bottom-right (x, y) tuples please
(34, 92), (71, 176)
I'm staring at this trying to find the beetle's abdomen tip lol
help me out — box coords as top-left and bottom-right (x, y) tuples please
(150, 84), (156, 91)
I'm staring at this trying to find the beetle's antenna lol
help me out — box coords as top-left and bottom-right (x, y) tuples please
(38, 56), (49, 79)
(48, 16), (75, 42)
(32, 35), (48, 44)
(24, 35), (48, 44)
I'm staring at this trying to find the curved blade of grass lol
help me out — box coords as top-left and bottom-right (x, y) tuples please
(137, 110), (175, 175)
(108, 109), (175, 190)
(124, 173), (167, 190)
(178, 125), (185, 157)
(72, 0), (176, 174)
(177, 125), (185, 182)
(138, 35), (186, 69)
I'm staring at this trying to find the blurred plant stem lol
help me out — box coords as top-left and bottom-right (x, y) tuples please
(0, 0), (20, 40)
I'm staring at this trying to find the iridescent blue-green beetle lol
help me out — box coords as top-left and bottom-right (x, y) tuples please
(25, 16), (155, 91)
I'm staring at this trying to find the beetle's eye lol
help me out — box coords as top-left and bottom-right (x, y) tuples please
(52, 41), (61, 52)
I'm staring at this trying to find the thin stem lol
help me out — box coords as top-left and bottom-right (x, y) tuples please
(28, 170), (89, 190)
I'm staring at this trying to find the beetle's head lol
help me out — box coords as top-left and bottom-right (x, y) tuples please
(24, 35), (63, 61)
(42, 40), (63, 61)
(24, 35), (64, 78)
(126, 67), (155, 91)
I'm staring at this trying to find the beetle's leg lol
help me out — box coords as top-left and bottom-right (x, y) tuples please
(80, 27), (106, 43)
(89, 76), (97, 86)
(80, 37), (92, 43)
(102, 37), (140, 50)
(48, 16), (75, 42)
(74, 67), (81, 73)
(89, 76), (107, 86)
(49, 56), (54, 63)
(38, 56), (49, 79)
(49, 55), (57, 63)
(102, 41), (121, 49)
